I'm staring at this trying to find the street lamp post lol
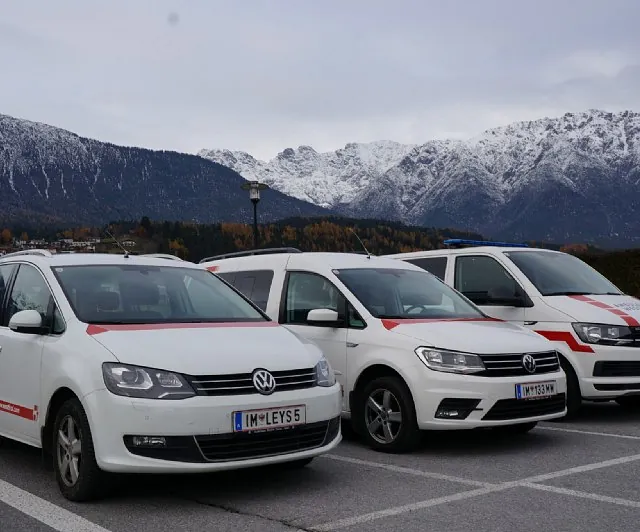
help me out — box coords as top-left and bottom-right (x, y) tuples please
(241, 181), (269, 249)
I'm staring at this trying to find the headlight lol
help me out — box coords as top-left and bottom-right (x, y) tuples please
(102, 362), (196, 399)
(314, 357), (336, 387)
(415, 347), (485, 374)
(572, 323), (636, 346)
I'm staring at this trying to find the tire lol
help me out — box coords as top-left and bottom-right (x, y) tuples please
(558, 357), (581, 419)
(355, 375), (421, 453)
(492, 421), (537, 436)
(615, 395), (640, 408)
(53, 398), (108, 501)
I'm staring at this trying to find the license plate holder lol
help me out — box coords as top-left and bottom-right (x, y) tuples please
(232, 405), (306, 432)
(515, 381), (556, 400)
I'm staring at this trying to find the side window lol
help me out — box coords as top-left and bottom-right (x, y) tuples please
(454, 256), (523, 306)
(284, 272), (345, 326)
(405, 257), (448, 280)
(3, 264), (53, 327)
(217, 270), (273, 311)
(348, 304), (366, 329)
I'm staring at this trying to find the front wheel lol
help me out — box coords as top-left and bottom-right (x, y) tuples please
(559, 357), (581, 418)
(53, 398), (109, 501)
(355, 376), (421, 453)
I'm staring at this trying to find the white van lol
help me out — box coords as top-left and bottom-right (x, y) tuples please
(200, 249), (567, 453)
(0, 250), (341, 501)
(387, 239), (640, 416)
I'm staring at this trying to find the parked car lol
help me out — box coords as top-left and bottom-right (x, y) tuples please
(387, 239), (640, 416)
(0, 249), (341, 501)
(200, 248), (567, 453)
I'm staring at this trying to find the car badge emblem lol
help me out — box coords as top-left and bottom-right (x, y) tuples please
(252, 369), (276, 395)
(522, 354), (537, 374)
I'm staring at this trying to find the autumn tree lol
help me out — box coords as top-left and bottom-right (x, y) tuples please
(1, 229), (12, 244)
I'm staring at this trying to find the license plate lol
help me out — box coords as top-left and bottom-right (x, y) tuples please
(232, 405), (306, 432)
(515, 381), (556, 400)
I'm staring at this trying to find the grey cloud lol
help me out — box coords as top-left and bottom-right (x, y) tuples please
(1, 0), (639, 159)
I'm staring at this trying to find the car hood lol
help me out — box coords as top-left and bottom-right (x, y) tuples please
(381, 318), (554, 354)
(86, 322), (321, 374)
(542, 294), (640, 326)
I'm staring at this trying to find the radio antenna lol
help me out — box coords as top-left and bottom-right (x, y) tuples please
(349, 228), (371, 259)
(104, 226), (130, 258)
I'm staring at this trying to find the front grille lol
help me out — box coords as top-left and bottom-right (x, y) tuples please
(186, 368), (316, 396)
(482, 394), (566, 421)
(195, 417), (338, 462)
(477, 351), (560, 377)
(593, 361), (640, 377)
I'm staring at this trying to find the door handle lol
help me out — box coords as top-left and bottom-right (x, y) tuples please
(347, 342), (358, 348)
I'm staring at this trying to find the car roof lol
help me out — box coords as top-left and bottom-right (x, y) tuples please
(0, 250), (195, 269)
(387, 246), (562, 258)
(203, 251), (422, 272)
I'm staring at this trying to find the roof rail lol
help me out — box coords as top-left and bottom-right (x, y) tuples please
(141, 253), (184, 261)
(1, 249), (54, 259)
(199, 247), (302, 263)
(443, 239), (529, 249)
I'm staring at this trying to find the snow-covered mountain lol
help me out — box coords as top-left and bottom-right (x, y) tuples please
(0, 114), (330, 227)
(199, 140), (416, 209)
(199, 110), (640, 246)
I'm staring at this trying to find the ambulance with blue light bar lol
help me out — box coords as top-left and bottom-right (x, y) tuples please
(387, 240), (640, 417)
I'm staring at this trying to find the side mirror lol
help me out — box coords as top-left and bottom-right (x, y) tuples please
(8, 310), (45, 334)
(307, 308), (340, 325)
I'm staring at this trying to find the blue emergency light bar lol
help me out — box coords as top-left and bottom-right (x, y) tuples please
(443, 239), (529, 248)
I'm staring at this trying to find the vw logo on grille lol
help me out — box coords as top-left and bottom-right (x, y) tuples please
(522, 354), (537, 374)
(252, 369), (276, 395)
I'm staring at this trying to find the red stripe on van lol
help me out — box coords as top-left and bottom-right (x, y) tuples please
(534, 330), (594, 353)
(206, 265), (219, 272)
(0, 400), (39, 421)
(381, 317), (500, 331)
(568, 295), (640, 327)
(86, 322), (279, 335)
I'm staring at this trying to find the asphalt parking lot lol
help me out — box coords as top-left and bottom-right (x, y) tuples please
(2, 403), (640, 532)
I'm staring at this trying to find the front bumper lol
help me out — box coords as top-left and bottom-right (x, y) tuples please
(83, 383), (342, 473)
(412, 370), (567, 429)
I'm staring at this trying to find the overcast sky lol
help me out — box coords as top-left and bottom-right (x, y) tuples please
(2, 0), (640, 160)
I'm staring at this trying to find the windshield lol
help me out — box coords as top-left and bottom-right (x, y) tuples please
(334, 267), (484, 320)
(52, 264), (267, 324)
(504, 251), (622, 296)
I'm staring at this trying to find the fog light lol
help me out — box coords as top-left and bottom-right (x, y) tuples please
(435, 398), (481, 420)
(131, 436), (166, 447)
(435, 408), (464, 419)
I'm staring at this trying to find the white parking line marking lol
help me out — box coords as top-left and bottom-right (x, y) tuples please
(308, 484), (513, 531)
(311, 453), (640, 530)
(523, 483), (640, 509)
(538, 425), (640, 441)
(0, 479), (112, 532)
(322, 454), (491, 487)
(523, 453), (640, 483)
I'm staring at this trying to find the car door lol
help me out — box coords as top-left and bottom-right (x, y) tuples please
(278, 271), (351, 409)
(0, 263), (60, 444)
(453, 254), (531, 326)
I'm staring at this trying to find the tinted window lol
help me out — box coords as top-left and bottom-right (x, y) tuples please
(235, 271), (273, 311)
(505, 250), (622, 296)
(284, 272), (345, 325)
(4, 264), (53, 327)
(405, 257), (447, 280)
(52, 265), (266, 324)
(0, 264), (15, 317)
(335, 268), (483, 319)
(454, 256), (522, 305)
